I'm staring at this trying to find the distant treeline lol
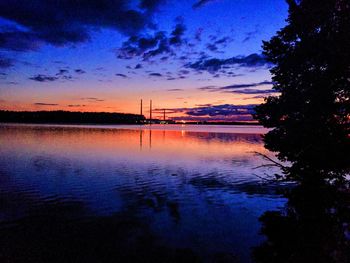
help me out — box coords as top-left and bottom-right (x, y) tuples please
(0, 110), (145, 124)
(182, 121), (260, 126)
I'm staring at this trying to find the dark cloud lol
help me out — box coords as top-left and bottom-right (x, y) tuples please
(178, 69), (190, 75)
(186, 53), (270, 73)
(167, 88), (183, 91)
(117, 31), (167, 59)
(0, 72), (8, 79)
(193, 0), (217, 9)
(212, 81), (273, 90)
(159, 103), (257, 121)
(75, 69), (86, 74)
(139, 0), (165, 11)
(207, 43), (219, 52)
(115, 73), (127, 78)
(198, 85), (217, 91)
(251, 95), (270, 99)
(169, 20), (186, 45)
(34, 102), (59, 106)
(229, 88), (276, 94)
(135, 64), (143, 69)
(0, 30), (41, 52)
(195, 103), (212, 107)
(117, 20), (187, 60)
(198, 81), (275, 93)
(0, 57), (13, 68)
(186, 104), (255, 117)
(81, 97), (105, 102)
(30, 67), (76, 82)
(243, 27), (260, 43)
(29, 74), (59, 82)
(195, 28), (204, 41)
(149, 72), (162, 77)
(68, 104), (86, 107)
(0, 0), (165, 52)
(214, 36), (232, 45)
(56, 69), (69, 76)
(205, 36), (233, 53)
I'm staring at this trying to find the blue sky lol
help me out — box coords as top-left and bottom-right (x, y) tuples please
(0, 0), (288, 121)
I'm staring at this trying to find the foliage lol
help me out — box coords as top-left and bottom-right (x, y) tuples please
(254, 0), (350, 183)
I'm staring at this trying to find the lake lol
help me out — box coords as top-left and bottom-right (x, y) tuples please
(0, 124), (287, 263)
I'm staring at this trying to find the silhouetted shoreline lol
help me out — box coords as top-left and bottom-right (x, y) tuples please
(0, 110), (260, 126)
(0, 110), (145, 125)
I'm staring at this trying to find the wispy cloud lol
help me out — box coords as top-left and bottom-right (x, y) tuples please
(34, 102), (59, 106)
(29, 74), (59, 82)
(167, 88), (184, 91)
(198, 81), (275, 94)
(80, 97), (105, 102)
(115, 73), (127, 78)
(149, 72), (162, 77)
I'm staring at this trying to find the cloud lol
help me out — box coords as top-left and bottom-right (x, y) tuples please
(198, 81), (276, 94)
(243, 28), (260, 43)
(0, 0), (165, 52)
(75, 69), (86, 74)
(115, 73), (127, 78)
(139, 0), (165, 11)
(0, 30), (41, 52)
(29, 74), (59, 82)
(229, 88), (276, 94)
(30, 69), (74, 82)
(198, 85), (218, 91)
(149, 72), (162, 77)
(34, 102), (59, 106)
(80, 97), (105, 102)
(169, 20), (186, 45)
(56, 69), (69, 76)
(6, 81), (19, 85)
(68, 104), (86, 107)
(117, 19), (187, 60)
(195, 28), (203, 41)
(186, 53), (270, 73)
(185, 104), (256, 117)
(167, 88), (183, 91)
(206, 43), (219, 52)
(214, 36), (232, 45)
(159, 103), (257, 121)
(193, 0), (217, 9)
(205, 36), (233, 53)
(178, 69), (190, 75)
(0, 57), (13, 68)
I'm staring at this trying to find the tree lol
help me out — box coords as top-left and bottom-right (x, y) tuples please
(254, 0), (350, 183)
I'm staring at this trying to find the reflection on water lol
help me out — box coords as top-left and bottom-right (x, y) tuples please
(253, 184), (350, 263)
(0, 124), (285, 263)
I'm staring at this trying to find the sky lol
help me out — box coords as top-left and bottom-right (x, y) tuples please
(0, 0), (288, 121)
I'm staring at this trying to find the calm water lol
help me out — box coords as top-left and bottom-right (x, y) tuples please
(0, 124), (286, 263)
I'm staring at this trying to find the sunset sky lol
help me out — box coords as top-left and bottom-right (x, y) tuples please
(0, 0), (288, 121)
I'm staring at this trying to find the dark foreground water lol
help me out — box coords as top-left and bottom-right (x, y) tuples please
(0, 124), (287, 263)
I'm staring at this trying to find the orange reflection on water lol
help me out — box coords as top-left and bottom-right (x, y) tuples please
(0, 124), (274, 181)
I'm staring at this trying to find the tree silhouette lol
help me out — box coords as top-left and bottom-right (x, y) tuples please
(254, 0), (350, 183)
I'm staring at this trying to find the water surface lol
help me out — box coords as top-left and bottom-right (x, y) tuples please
(0, 124), (286, 262)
